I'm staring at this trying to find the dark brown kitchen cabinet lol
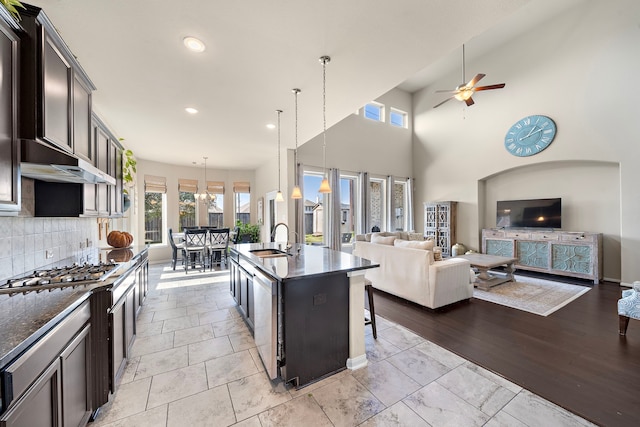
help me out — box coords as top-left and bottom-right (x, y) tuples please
(96, 125), (109, 216)
(109, 141), (123, 217)
(73, 75), (93, 163)
(110, 282), (136, 388)
(20, 5), (96, 153)
(91, 249), (148, 412)
(43, 36), (72, 150)
(90, 114), (123, 218)
(60, 324), (92, 427)
(237, 261), (254, 330)
(0, 300), (91, 427)
(135, 261), (148, 315)
(0, 9), (20, 215)
(0, 359), (62, 427)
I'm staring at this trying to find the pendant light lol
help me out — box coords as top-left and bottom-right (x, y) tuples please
(291, 88), (302, 199)
(275, 109), (285, 202)
(318, 55), (331, 194)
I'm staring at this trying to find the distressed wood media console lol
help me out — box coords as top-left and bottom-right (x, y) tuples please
(481, 229), (603, 284)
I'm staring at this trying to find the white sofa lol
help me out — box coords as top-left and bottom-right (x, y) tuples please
(353, 234), (473, 309)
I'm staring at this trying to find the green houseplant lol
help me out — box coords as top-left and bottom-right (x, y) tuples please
(235, 220), (260, 243)
(0, 0), (25, 21)
(122, 148), (136, 212)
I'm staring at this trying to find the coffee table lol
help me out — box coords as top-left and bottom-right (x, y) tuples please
(458, 253), (518, 291)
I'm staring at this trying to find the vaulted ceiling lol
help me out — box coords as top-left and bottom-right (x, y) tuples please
(24, 0), (581, 170)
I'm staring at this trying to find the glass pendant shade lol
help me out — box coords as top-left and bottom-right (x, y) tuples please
(275, 191), (284, 202)
(454, 88), (473, 101)
(319, 178), (331, 193)
(291, 185), (302, 199)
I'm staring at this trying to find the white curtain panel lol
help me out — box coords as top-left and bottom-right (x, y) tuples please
(294, 162), (304, 244)
(359, 172), (370, 234)
(386, 175), (395, 232)
(327, 168), (342, 251)
(406, 177), (414, 232)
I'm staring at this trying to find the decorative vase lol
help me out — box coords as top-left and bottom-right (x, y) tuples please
(451, 243), (466, 257)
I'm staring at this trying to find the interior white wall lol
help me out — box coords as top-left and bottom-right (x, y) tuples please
(412, 0), (640, 284)
(135, 159), (254, 263)
(253, 152), (283, 243)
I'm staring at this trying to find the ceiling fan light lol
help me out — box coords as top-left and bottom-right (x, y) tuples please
(319, 178), (331, 194)
(454, 89), (474, 101)
(291, 185), (302, 199)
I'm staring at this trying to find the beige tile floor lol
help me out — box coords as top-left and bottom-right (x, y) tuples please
(91, 264), (596, 427)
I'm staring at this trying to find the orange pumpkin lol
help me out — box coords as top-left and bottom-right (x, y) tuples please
(107, 231), (133, 248)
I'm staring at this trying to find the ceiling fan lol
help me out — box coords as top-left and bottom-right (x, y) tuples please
(433, 44), (505, 108)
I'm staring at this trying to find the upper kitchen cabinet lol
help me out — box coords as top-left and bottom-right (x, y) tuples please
(0, 7), (20, 215)
(19, 4), (96, 154)
(92, 113), (124, 218)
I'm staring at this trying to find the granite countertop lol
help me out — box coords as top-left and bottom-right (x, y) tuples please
(0, 245), (148, 369)
(231, 243), (378, 282)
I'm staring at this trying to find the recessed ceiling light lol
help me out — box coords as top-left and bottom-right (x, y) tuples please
(185, 107), (198, 114)
(183, 36), (205, 53)
(266, 123), (276, 129)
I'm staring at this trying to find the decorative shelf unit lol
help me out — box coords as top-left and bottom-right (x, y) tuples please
(481, 229), (603, 284)
(424, 201), (457, 257)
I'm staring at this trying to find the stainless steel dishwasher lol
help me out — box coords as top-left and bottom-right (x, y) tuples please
(252, 269), (278, 379)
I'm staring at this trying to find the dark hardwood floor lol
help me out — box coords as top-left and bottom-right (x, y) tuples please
(372, 279), (640, 427)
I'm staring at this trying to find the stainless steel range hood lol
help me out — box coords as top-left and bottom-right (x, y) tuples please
(20, 139), (116, 185)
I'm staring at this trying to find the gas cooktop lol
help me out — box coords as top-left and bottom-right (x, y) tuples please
(1, 262), (120, 296)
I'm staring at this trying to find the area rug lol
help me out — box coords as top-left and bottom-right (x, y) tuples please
(473, 275), (591, 316)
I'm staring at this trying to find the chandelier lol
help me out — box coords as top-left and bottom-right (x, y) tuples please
(194, 156), (215, 203)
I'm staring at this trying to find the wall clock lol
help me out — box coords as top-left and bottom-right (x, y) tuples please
(504, 115), (556, 157)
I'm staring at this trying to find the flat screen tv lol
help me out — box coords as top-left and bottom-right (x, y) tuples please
(496, 198), (561, 229)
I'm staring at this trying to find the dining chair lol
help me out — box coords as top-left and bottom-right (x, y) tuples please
(208, 228), (230, 269)
(168, 228), (185, 270)
(183, 228), (208, 273)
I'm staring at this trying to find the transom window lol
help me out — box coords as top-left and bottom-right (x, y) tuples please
(390, 108), (408, 128)
(364, 102), (384, 122)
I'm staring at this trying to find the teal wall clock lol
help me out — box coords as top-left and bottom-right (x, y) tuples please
(504, 115), (556, 157)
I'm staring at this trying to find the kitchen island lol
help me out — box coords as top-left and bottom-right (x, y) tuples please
(229, 243), (379, 388)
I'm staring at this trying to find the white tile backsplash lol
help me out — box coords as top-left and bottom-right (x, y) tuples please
(0, 216), (99, 282)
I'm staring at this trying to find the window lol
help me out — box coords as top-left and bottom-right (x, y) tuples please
(208, 197), (224, 228)
(233, 181), (251, 225)
(144, 192), (165, 244)
(302, 171), (325, 245)
(207, 181), (225, 227)
(394, 180), (408, 231)
(144, 175), (167, 244)
(364, 102), (384, 122)
(339, 173), (358, 252)
(178, 179), (197, 232)
(390, 108), (407, 128)
(369, 177), (386, 232)
(178, 192), (196, 231)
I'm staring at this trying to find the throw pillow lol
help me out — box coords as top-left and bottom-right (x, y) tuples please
(371, 234), (396, 245)
(433, 247), (443, 261)
(394, 239), (434, 251)
(408, 232), (426, 241)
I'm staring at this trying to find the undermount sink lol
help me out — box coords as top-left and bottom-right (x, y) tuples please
(249, 248), (290, 258)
